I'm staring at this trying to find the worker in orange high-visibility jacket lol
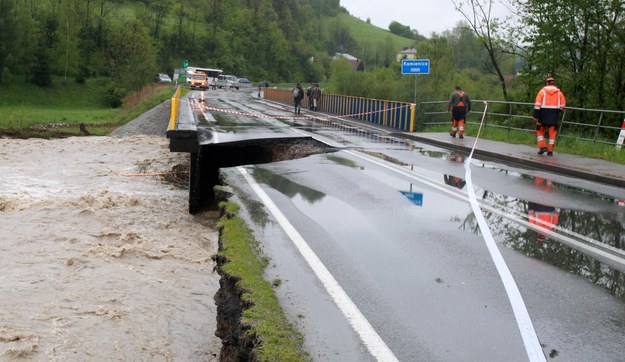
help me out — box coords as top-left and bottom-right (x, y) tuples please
(533, 77), (566, 156)
(448, 86), (471, 139)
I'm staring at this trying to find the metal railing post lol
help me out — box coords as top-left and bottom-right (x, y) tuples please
(593, 112), (604, 143)
(507, 103), (512, 133)
(557, 108), (567, 141)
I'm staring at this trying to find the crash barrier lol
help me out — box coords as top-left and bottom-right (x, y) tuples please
(166, 86), (198, 153)
(263, 88), (416, 132)
(420, 100), (625, 148)
(168, 85), (182, 130)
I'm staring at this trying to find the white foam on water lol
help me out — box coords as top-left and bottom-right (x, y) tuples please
(0, 136), (221, 361)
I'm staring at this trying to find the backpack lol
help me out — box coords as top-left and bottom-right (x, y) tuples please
(293, 87), (300, 98)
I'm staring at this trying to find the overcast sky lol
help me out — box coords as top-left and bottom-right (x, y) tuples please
(339, 0), (511, 36)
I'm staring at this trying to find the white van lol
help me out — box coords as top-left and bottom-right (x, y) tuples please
(216, 74), (238, 89)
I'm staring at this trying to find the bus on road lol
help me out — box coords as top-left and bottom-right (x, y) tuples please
(187, 67), (223, 89)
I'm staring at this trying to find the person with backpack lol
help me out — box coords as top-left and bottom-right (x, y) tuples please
(447, 85), (471, 139)
(292, 83), (304, 114)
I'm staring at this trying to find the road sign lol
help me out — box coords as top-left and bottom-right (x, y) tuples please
(401, 59), (430, 75)
(399, 191), (423, 206)
(182, 59), (189, 68)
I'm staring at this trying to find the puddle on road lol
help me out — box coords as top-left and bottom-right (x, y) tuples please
(217, 111), (625, 299)
(326, 155), (361, 169)
(404, 151), (625, 299)
(261, 147), (625, 299)
(470, 188), (625, 298)
(252, 168), (326, 203)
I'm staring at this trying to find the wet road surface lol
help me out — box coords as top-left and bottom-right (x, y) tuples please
(197, 89), (625, 361)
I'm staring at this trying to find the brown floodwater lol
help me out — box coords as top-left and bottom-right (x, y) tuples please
(0, 136), (220, 361)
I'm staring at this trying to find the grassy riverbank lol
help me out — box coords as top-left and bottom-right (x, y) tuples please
(215, 200), (309, 361)
(0, 78), (174, 138)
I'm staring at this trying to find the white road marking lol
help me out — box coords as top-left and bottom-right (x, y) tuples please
(237, 167), (399, 362)
(463, 102), (546, 362)
(344, 124), (546, 361)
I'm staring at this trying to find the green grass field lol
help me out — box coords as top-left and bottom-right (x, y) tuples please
(324, 13), (414, 50)
(0, 78), (112, 127)
(0, 77), (175, 137)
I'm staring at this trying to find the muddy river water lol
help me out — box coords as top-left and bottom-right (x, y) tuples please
(0, 136), (221, 361)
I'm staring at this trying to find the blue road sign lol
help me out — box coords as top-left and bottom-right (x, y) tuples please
(399, 191), (423, 206)
(401, 59), (430, 75)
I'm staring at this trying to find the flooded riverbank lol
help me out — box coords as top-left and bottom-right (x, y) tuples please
(0, 135), (221, 361)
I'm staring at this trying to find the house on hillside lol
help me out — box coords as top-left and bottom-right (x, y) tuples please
(334, 53), (365, 71)
(396, 47), (417, 62)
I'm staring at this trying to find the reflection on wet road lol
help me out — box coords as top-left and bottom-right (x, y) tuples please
(210, 91), (625, 361)
(291, 114), (625, 297)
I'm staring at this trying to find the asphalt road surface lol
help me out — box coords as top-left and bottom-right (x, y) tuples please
(198, 88), (625, 362)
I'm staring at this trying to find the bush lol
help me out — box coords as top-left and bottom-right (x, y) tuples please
(1, 67), (12, 84)
(99, 80), (127, 108)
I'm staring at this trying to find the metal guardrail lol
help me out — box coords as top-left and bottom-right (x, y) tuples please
(166, 86), (199, 153)
(263, 88), (416, 132)
(419, 100), (625, 147)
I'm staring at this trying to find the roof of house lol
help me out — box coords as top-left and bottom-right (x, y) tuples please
(397, 47), (417, 54)
(334, 53), (358, 61)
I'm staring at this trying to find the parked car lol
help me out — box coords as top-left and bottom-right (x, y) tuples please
(155, 73), (172, 83)
(216, 74), (237, 89)
(233, 77), (252, 90)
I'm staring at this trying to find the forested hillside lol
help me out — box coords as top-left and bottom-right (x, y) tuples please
(0, 0), (508, 105)
(2, 0), (624, 114)
(0, 1), (403, 99)
(0, 0), (351, 101)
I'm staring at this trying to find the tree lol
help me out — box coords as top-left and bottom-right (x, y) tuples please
(453, 0), (513, 100)
(141, 0), (172, 38)
(513, 0), (625, 112)
(51, 0), (81, 81)
(106, 20), (157, 91)
(388, 21), (414, 39)
(0, 0), (16, 83)
(378, 36), (396, 68)
(30, 14), (58, 87)
(328, 18), (357, 54)
(447, 22), (483, 70)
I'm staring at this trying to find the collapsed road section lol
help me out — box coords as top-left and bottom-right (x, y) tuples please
(167, 93), (336, 213)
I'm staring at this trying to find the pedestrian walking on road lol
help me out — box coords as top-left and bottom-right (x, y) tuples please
(533, 77), (566, 156)
(448, 86), (471, 139)
(310, 83), (321, 111)
(306, 84), (313, 109)
(292, 83), (304, 114)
